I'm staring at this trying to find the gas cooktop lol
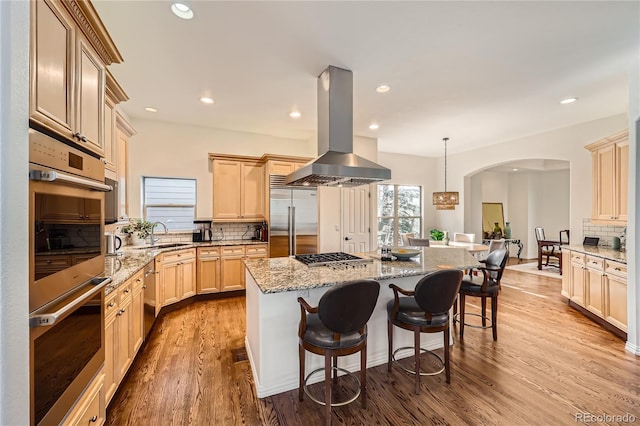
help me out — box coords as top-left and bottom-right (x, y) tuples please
(295, 252), (373, 267)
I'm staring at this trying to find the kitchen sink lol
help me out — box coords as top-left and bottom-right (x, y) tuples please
(130, 243), (191, 250)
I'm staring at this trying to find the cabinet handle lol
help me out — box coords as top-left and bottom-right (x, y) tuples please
(90, 416), (98, 423)
(614, 267), (621, 271)
(142, 285), (147, 289)
(136, 278), (142, 283)
(108, 301), (115, 308)
(80, 135), (87, 142)
(124, 288), (130, 293)
(72, 132), (81, 140)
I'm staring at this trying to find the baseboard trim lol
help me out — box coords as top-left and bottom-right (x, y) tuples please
(625, 341), (640, 355)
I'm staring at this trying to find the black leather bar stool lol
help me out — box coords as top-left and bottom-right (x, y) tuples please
(458, 248), (508, 341)
(387, 269), (463, 394)
(297, 280), (380, 425)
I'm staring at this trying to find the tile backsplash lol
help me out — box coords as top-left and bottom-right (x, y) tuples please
(582, 218), (626, 248)
(108, 221), (264, 246)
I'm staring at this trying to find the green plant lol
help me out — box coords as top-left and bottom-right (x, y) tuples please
(430, 229), (444, 241)
(122, 219), (154, 239)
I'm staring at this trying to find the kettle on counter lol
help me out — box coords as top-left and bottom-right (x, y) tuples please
(105, 233), (122, 255)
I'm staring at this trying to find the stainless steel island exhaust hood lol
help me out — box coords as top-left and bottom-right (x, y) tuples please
(285, 66), (391, 188)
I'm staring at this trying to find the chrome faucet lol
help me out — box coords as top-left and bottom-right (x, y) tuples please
(150, 221), (168, 245)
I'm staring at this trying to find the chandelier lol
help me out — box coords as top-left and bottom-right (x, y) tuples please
(432, 137), (459, 210)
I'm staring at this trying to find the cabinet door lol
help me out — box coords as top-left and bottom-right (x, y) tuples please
(561, 250), (571, 298)
(30, 0), (75, 140)
(116, 297), (132, 381)
(213, 160), (242, 219)
(104, 312), (117, 405)
(593, 145), (615, 221)
(241, 163), (265, 219)
(84, 198), (102, 223)
(116, 125), (129, 220)
(161, 260), (180, 306)
(615, 141), (629, 221)
(181, 258), (196, 299)
(606, 274), (627, 331)
(75, 34), (105, 156)
(569, 261), (585, 306)
(585, 267), (604, 317)
(38, 193), (85, 222)
(104, 96), (117, 173)
(221, 256), (245, 291)
(269, 161), (295, 175)
(63, 373), (104, 426)
(130, 278), (144, 356)
(197, 255), (221, 294)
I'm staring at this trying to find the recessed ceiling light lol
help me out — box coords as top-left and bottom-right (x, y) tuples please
(512, 168), (519, 171)
(289, 111), (301, 119)
(369, 123), (379, 130)
(171, 2), (194, 19)
(144, 107), (158, 113)
(376, 85), (390, 93)
(200, 97), (214, 104)
(560, 97), (578, 104)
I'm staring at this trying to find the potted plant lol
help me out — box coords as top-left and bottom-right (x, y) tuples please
(122, 219), (154, 245)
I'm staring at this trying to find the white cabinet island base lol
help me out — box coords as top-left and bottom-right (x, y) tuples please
(244, 248), (481, 398)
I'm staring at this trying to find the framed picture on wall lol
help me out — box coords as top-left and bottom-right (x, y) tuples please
(482, 202), (505, 238)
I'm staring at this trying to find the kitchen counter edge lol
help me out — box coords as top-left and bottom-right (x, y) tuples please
(564, 245), (626, 264)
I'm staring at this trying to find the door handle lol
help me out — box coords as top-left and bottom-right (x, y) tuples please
(344, 237), (352, 241)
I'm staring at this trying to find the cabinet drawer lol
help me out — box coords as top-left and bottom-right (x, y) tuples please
(197, 247), (220, 257)
(605, 260), (627, 278)
(245, 244), (268, 256)
(118, 282), (132, 305)
(131, 269), (144, 292)
(35, 255), (71, 268)
(162, 248), (196, 263)
(104, 291), (119, 320)
(63, 372), (104, 426)
(221, 246), (245, 256)
(570, 252), (585, 264)
(585, 255), (604, 271)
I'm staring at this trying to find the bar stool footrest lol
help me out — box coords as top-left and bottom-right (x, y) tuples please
(392, 346), (445, 376)
(303, 367), (361, 407)
(457, 312), (493, 329)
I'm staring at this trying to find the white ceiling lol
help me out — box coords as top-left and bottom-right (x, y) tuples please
(94, 1), (639, 157)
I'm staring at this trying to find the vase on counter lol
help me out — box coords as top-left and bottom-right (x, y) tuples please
(493, 222), (502, 239)
(504, 222), (512, 239)
(443, 231), (450, 246)
(131, 235), (147, 246)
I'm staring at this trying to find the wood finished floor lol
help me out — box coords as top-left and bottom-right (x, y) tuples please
(107, 261), (640, 425)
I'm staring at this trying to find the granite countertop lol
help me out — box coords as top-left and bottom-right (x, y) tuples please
(103, 239), (268, 295)
(244, 247), (481, 294)
(565, 245), (627, 263)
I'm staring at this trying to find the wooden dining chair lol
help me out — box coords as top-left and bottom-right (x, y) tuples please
(407, 237), (430, 247)
(453, 233), (475, 243)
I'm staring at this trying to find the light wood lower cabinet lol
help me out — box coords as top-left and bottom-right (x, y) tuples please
(104, 279), (132, 405)
(221, 246), (246, 291)
(197, 247), (221, 293)
(130, 269), (144, 356)
(158, 248), (196, 306)
(563, 249), (627, 333)
(62, 372), (105, 426)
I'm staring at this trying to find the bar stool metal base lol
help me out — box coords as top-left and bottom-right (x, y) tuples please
(392, 347), (445, 376)
(303, 367), (361, 407)
(454, 312), (493, 329)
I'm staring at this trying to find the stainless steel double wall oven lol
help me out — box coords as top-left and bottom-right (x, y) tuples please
(28, 129), (111, 425)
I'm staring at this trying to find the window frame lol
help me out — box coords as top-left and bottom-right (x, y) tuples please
(142, 176), (197, 232)
(376, 184), (422, 246)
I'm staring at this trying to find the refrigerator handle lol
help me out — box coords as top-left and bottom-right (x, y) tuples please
(291, 206), (296, 254)
(288, 206), (292, 255)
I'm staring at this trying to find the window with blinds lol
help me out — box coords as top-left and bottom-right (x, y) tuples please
(143, 177), (196, 231)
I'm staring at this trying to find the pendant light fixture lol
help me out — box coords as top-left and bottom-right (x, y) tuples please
(432, 137), (459, 210)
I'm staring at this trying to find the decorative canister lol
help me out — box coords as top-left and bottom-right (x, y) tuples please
(504, 222), (512, 239)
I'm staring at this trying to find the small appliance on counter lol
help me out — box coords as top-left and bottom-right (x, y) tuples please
(193, 219), (213, 242)
(254, 221), (269, 241)
(105, 233), (123, 256)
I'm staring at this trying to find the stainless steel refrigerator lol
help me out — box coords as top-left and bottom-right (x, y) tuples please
(269, 187), (318, 258)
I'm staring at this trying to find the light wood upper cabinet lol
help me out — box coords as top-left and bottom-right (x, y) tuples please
(211, 157), (265, 221)
(104, 71), (129, 177)
(586, 130), (628, 223)
(30, 0), (75, 138)
(116, 113), (135, 221)
(30, 0), (123, 158)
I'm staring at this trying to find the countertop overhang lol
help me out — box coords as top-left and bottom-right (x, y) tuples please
(564, 245), (626, 263)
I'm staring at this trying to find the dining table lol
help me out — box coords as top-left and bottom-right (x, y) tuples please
(428, 240), (490, 255)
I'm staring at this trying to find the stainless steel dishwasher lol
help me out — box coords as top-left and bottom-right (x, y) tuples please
(142, 261), (156, 338)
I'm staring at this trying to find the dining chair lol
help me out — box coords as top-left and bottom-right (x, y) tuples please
(453, 233), (476, 243)
(387, 269), (463, 394)
(298, 280), (380, 425)
(401, 233), (415, 246)
(407, 237), (430, 247)
(535, 226), (567, 273)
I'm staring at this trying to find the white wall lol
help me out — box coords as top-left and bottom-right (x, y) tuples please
(0, 1), (29, 423)
(126, 118), (316, 218)
(433, 113), (628, 247)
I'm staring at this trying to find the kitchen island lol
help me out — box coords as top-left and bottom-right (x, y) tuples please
(244, 248), (481, 398)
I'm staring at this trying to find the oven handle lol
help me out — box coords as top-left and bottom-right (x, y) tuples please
(29, 277), (112, 327)
(29, 169), (113, 192)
